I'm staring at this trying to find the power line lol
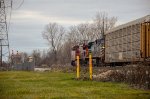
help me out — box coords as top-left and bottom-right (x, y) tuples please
(7, 0), (24, 32)
(7, 0), (12, 33)
(12, 0), (24, 10)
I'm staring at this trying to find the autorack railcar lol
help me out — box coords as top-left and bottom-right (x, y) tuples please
(105, 15), (150, 65)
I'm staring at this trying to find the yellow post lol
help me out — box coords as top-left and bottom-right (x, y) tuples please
(146, 22), (149, 57)
(149, 22), (150, 57)
(89, 53), (93, 80)
(76, 55), (80, 79)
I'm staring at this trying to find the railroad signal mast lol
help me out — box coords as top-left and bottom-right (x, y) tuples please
(0, 0), (10, 67)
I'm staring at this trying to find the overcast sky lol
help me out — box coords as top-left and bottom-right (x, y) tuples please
(8, 0), (150, 54)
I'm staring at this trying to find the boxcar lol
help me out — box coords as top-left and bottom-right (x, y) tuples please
(105, 15), (150, 64)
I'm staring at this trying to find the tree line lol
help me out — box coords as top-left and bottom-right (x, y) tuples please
(31, 12), (117, 67)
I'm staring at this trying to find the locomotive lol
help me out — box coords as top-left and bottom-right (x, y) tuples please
(71, 15), (150, 66)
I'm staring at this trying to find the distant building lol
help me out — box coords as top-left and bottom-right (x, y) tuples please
(11, 50), (34, 71)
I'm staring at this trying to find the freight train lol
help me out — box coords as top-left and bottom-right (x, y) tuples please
(71, 15), (150, 66)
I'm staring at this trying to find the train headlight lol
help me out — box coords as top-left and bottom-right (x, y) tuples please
(102, 46), (105, 49)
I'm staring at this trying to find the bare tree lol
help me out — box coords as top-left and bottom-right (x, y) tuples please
(57, 40), (72, 64)
(42, 23), (65, 64)
(32, 49), (41, 66)
(67, 12), (117, 47)
(67, 23), (93, 46)
(22, 52), (29, 62)
(93, 12), (117, 38)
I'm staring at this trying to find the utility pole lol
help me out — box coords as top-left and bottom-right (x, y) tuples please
(0, 0), (10, 67)
(0, 39), (2, 67)
(101, 15), (105, 65)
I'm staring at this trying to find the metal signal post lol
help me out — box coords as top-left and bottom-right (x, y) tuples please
(76, 55), (80, 79)
(89, 53), (93, 80)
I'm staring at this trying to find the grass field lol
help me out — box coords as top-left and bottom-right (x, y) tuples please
(0, 71), (150, 99)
